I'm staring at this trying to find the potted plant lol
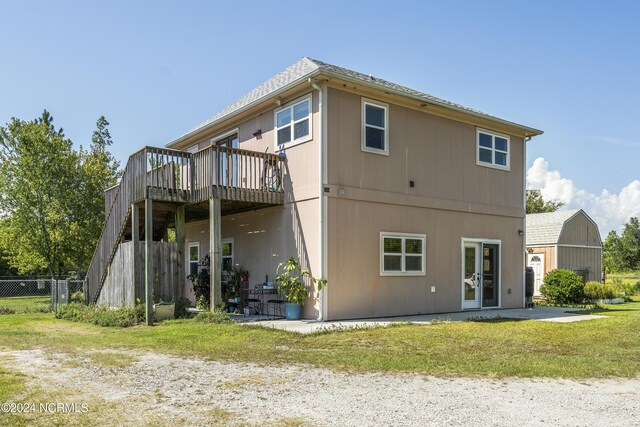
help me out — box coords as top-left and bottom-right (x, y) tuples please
(275, 257), (327, 320)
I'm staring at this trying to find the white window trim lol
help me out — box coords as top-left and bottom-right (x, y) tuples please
(274, 94), (313, 151)
(476, 128), (510, 171)
(362, 98), (389, 156)
(211, 128), (240, 145)
(380, 232), (426, 276)
(186, 144), (199, 154)
(188, 242), (200, 276)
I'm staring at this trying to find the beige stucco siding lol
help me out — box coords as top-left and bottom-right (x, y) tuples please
(557, 246), (602, 282)
(326, 87), (525, 212)
(558, 213), (602, 246)
(325, 197), (525, 320)
(184, 198), (321, 318)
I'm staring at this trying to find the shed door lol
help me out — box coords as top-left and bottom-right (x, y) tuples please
(527, 253), (545, 296)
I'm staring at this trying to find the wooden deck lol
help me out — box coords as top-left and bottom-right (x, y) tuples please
(85, 145), (285, 303)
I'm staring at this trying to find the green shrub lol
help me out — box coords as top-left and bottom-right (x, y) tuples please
(584, 281), (617, 300)
(0, 307), (16, 315)
(611, 279), (640, 297)
(540, 269), (585, 304)
(194, 308), (233, 324)
(56, 302), (145, 327)
(174, 297), (191, 319)
(70, 291), (85, 303)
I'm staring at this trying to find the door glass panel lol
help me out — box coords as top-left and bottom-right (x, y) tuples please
(464, 247), (477, 301)
(482, 244), (499, 307)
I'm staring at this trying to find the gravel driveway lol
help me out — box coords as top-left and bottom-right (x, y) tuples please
(2, 348), (639, 426)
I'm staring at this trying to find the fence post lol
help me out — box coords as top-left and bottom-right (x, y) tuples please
(50, 278), (57, 313)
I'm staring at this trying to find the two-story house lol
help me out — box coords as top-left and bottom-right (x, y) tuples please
(86, 57), (542, 321)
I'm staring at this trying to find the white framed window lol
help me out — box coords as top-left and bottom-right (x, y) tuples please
(476, 129), (510, 170)
(221, 238), (234, 273)
(274, 95), (312, 150)
(362, 98), (389, 155)
(188, 242), (200, 276)
(380, 232), (426, 276)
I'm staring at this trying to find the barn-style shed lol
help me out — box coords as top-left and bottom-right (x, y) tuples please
(526, 209), (602, 295)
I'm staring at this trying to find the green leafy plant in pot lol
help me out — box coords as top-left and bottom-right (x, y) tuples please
(275, 257), (327, 320)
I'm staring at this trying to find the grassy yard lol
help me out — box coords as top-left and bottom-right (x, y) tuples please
(1, 298), (638, 379)
(1, 299), (638, 426)
(0, 295), (50, 313)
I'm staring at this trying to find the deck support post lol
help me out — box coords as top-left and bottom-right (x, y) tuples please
(209, 197), (222, 310)
(176, 205), (185, 302)
(131, 203), (140, 306)
(144, 198), (154, 326)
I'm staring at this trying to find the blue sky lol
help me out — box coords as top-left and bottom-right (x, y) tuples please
(1, 1), (639, 234)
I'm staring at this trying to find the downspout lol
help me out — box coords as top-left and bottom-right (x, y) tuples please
(523, 135), (531, 308)
(309, 78), (326, 321)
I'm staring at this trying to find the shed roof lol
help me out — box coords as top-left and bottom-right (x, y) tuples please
(526, 209), (581, 245)
(167, 57), (542, 147)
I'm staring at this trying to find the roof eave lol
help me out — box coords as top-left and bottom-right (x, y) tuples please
(167, 66), (543, 148)
(319, 69), (543, 138)
(165, 69), (324, 148)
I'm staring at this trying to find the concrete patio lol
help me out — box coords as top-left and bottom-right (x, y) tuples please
(250, 306), (608, 334)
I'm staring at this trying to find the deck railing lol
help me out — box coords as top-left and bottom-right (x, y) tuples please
(192, 145), (284, 203)
(85, 145), (284, 303)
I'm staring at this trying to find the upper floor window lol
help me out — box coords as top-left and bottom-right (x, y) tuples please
(362, 99), (389, 155)
(477, 129), (510, 170)
(275, 95), (312, 150)
(380, 232), (426, 276)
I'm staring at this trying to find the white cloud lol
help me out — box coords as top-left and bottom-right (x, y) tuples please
(526, 157), (640, 235)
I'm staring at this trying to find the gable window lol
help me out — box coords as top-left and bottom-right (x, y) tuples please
(477, 129), (510, 170)
(362, 99), (389, 155)
(188, 243), (200, 276)
(380, 232), (426, 276)
(275, 95), (312, 150)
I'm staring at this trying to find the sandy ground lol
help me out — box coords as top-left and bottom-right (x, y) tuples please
(2, 348), (639, 426)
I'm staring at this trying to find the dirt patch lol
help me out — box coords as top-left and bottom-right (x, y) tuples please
(2, 348), (639, 426)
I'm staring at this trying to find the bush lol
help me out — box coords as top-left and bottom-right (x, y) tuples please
(174, 297), (191, 319)
(611, 278), (640, 297)
(540, 269), (585, 304)
(0, 307), (16, 315)
(70, 291), (85, 303)
(584, 281), (617, 300)
(56, 302), (145, 327)
(194, 308), (233, 324)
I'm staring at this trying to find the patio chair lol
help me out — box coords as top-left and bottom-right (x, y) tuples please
(242, 283), (262, 315)
(266, 290), (285, 319)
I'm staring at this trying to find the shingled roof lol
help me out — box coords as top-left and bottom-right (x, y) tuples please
(167, 57), (542, 147)
(526, 210), (581, 245)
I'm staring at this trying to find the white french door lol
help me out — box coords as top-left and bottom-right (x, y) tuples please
(463, 242), (482, 309)
(462, 240), (501, 309)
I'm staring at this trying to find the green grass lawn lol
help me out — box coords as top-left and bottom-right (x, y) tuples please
(1, 298), (638, 380)
(1, 299), (638, 426)
(0, 295), (50, 313)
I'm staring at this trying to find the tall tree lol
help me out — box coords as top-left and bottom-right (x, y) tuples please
(0, 112), (121, 277)
(526, 189), (564, 214)
(619, 217), (640, 270)
(603, 230), (623, 272)
(69, 116), (121, 275)
(0, 111), (79, 276)
(603, 217), (640, 272)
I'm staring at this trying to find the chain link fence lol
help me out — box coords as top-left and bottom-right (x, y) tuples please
(0, 278), (84, 314)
